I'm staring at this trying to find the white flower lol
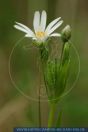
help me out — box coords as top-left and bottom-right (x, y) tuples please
(14, 10), (63, 43)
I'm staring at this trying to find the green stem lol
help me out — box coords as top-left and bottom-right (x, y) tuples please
(48, 103), (57, 127)
(38, 54), (41, 127)
(38, 84), (41, 127)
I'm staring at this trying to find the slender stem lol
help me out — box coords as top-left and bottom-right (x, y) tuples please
(38, 85), (41, 127)
(38, 58), (41, 127)
(48, 103), (57, 127)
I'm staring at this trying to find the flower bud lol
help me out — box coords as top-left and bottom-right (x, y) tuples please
(61, 25), (71, 42)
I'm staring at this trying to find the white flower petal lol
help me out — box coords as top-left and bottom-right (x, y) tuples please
(50, 33), (61, 37)
(33, 11), (40, 32)
(45, 17), (61, 33)
(14, 25), (28, 34)
(48, 20), (63, 35)
(15, 22), (34, 35)
(25, 34), (35, 38)
(25, 34), (37, 41)
(40, 10), (47, 31)
(32, 37), (37, 40)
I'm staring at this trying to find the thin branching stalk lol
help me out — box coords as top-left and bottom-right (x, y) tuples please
(38, 85), (41, 127)
(38, 56), (42, 127)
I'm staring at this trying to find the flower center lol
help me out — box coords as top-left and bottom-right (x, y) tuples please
(36, 31), (46, 39)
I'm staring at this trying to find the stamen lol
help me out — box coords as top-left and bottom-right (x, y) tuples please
(36, 31), (46, 38)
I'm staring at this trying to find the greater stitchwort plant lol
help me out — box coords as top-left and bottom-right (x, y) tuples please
(14, 10), (71, 127)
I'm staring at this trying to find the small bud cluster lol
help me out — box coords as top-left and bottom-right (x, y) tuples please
(61, 25), (71, 42)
